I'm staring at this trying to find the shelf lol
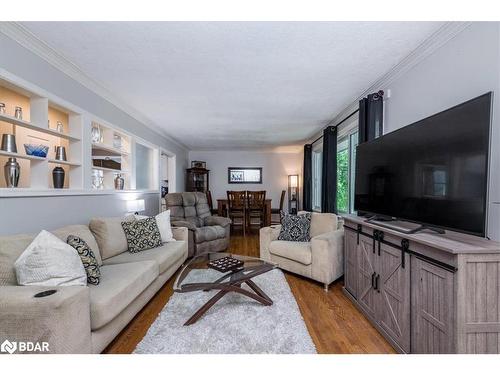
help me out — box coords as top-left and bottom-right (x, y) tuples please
(92, 166), (130, 173)
(0, 188), (159, 197)
(0, 149), (47, 162)
(0, 113), (81, 141)
(91, 142), (130, 156)
(48, 159), (81, 166)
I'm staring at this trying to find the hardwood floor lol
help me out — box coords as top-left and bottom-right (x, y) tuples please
(103, 229), (395, 354)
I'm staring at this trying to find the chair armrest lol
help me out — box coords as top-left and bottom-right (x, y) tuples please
(259, 225), (281, 261)
(310, 229), (344, 285)
(204, 216), (231, 228)
(171, 220), (197, 231)
(0, 285), (91, 353)
(171, 226), (188, 242)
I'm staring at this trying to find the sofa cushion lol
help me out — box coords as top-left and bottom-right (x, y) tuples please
(278, 212), (312, 242)
(121, 217), (162, 253)
(89, 260), (158, 330)
(269, 240), (312, 265)
(15, 230), (87, 287)
(195, 226), (226, 243)
(67, 235), (101, 285)
(89, 216), (134, 260)
(0, 233), (35, 286)
(102, 241), (186, 274)
(52, 225), (103, 266)
(308, 212), (338, 238)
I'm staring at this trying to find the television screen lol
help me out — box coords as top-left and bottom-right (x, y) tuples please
(354, 92), (492, 236)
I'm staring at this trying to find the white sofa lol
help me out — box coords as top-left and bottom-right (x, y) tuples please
(259, 212), (344, 291)
(0, 217), (188, 354)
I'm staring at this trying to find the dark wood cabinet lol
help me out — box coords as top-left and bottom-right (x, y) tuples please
(342, 214), (500, 354)
(186, 167), (209, 193)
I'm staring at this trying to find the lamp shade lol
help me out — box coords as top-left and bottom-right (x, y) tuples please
(289, 175), (298, 188)
(127, 199), (145, 213)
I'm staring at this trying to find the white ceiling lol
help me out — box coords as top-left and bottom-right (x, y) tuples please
(21, 22), (443, 150)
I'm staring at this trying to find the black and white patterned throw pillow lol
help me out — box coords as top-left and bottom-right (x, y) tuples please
(121, 217), (162, 253)
(67, 235), (100, 285)
(278, 212), (312, 242)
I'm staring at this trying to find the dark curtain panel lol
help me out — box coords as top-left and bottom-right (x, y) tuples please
(302, 144), (312, 212)
(321, 126), (338, 213)
(358, 91), (384, 144)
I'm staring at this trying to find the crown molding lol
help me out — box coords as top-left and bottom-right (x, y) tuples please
(307, 21), (473, 143)
(0, 21), (189, 151)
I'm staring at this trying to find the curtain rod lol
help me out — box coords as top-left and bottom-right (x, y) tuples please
(311, 108), (359, 145)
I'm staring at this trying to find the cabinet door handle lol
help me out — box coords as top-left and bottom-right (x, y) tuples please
(372, 230), (377, 253)
(378, 231), (384, 256)
(371, 272), (376, 288)
(375, 274), (380, 292)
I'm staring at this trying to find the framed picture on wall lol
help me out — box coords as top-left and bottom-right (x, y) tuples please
(191, 160), (206, 169)
(228, 167), (263, 184)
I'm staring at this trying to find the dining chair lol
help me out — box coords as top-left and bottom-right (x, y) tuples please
(206, 190), (218, 215)
(227, 190), (247, 235)
(271, 190), (286, 225)
(246, 190), (266, 229)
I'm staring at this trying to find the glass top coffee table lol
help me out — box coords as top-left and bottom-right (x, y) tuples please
(174, 252), (277, 325)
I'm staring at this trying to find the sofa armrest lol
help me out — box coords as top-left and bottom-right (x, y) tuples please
(204, 215), (231, 228)
(171, 220), (197, 231)
(0, 285), (91, 353)
(171, 226), (188, 242)
(259, 225), (281, 261)
(310, 229), (344, 285)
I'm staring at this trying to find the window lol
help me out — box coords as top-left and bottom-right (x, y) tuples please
(336, 130), (359, 214)
(311, 143), (323, 211)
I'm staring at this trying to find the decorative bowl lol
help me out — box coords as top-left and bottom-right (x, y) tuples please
(24, 144), (49, 158)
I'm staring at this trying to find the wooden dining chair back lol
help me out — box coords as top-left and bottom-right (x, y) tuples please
(271, 189), (286, 224)
(227, 190), (247, 234)
(247, 190), (266, 228)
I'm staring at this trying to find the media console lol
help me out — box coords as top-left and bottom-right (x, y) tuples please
(342, 214), (500, 354)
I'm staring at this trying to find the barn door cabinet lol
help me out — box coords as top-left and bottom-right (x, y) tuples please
(342, 214), (500, 354)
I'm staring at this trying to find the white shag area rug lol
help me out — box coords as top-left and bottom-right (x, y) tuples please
(134, 268), (316, 354)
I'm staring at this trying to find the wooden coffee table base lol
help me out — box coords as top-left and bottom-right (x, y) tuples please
(184, 279), (273, 326)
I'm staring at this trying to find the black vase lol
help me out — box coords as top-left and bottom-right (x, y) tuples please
(52, 166), (65, 189)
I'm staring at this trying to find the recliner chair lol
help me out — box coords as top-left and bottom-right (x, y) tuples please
(165, 192), (231, 257)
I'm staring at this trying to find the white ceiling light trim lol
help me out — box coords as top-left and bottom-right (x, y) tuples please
(0, 21), (189, 151)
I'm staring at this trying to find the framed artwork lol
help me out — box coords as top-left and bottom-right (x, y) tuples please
(228, 167), (263, 184)
(191, 160), (206, 168)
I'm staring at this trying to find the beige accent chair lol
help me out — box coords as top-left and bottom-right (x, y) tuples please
(260, 212), (344, 291)
(0, 218), (188, 354)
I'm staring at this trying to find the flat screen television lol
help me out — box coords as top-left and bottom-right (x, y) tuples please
(354, 92), (492, 236)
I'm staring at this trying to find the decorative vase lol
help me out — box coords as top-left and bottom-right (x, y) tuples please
(14, 106), (22, 120)
(54, 146), (67, 161)
(52, 166), (65, 189)
(114, 173), (124, 190)
(4, 157), (20, 188)
(0, 103), (5, 115)
(1, 134), (17, 153)
(56, 121), (64, 133)
(91, 123), (102, 143)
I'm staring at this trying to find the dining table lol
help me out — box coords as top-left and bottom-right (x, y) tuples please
(217, 198), (272, 227)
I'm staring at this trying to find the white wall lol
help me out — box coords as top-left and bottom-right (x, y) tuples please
(189, 150), (303, 211)
(380, 22), (500, 240)
(0, 31), (189, 234)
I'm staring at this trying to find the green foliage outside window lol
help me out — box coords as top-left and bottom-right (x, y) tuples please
(336, 149), (349, 213)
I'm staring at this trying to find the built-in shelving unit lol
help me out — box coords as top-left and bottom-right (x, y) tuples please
(91, 120), (132, 190)
(0, 80), (83, 191)
(0, 70), (160, 197)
